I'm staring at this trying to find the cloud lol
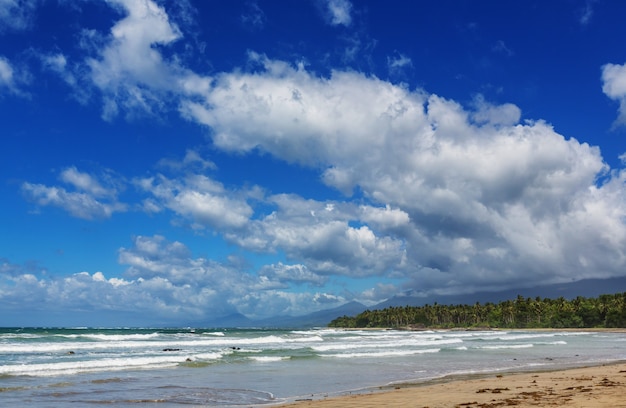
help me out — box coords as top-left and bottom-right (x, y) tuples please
(0, 55), (30, 96)
(2, 235), (346, 322)
(177, 54), (626, 296)
(234, 289), (347, 318)
(136, 173), (255, 230)
(579, 0), (596, 26)
(259, 263), (327, 286)
(21, 183), (126, 219)
(0, 268), (133, 313)
(470, 94), (521, 126)
(156, 149), (217, 172)
(0, 258), (46, 278)
(115, 235), (347, 319)
(387, 52), (413, 77)
(14, 1), (626, 314)
(601, 62), (626, 127)
(320, 0), (353, 27)
(135, 149), (407, 279)
(119, 235), (278, 293)
(68, 0), (617, 296)
(59, 166), (118, 198)
(225, 195), (408, 278)
(81, 0), (201, 120)
(0, 56), (15, 92)
(0, 266), (218, 323)
(241, 1), (266, 30)
(22, 167), (127, 219)
(40, 53), (71, 80)
(181, 54), (421, 169)
(0, 0), (38, 32)
(492, 40), (514, 57)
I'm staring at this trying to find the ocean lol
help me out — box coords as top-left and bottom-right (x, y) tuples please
(1, 327), (625, 407)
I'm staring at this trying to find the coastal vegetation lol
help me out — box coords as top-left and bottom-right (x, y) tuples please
(328, 293), (626, 329)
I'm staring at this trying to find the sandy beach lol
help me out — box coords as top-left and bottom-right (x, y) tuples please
(280, 362), (626, 408)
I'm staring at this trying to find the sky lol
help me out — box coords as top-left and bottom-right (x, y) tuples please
(2, 0), (626, 327)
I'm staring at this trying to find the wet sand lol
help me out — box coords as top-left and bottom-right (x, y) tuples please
(279, 362), (626, 407)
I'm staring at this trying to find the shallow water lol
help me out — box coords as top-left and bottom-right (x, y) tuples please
(1, 327), (625, 407)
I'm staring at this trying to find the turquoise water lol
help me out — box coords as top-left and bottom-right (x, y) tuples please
(1, 327), (625, 407)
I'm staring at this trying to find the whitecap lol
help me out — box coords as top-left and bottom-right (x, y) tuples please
(250, 356), (290, 362)
(324, 348), (441, 358)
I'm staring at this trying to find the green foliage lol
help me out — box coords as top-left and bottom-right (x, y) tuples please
(327, 292), (626, 329)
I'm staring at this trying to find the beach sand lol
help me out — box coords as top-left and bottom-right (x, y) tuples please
(279, 362), (626, 407)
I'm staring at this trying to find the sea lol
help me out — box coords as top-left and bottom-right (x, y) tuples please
(1, 327), (625, 407)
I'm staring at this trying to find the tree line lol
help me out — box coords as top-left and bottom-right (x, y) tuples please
(328, 293), (626, 329)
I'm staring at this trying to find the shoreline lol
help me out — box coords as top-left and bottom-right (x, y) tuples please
(271, 327), (626, 408)
(338, 326), (626, 333)
(275, 360), (626, 407)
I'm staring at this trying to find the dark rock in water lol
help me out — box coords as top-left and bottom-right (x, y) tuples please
(162, 348), (181, 352)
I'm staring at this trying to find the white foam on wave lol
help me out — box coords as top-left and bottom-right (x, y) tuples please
(479, 344), (534, 350)
(324, 348), (441, 358)
(538, 340), (567, 346)
(439, 331), (501, 339)
(202, 331), (225, 337)
(0, 339), (189, 354)
(0, 333), (44, 340)
(192, 352), (225, 360)
(311, 337), (462, 352)
(361, 333), (445, 342)
(559, 331), (590, 336)
(290, 330), (320, 335)
(289, 335), (324, 343)
(58, 332), (161, 341)
(226, 335), (287, 345)
(0, 355), (187, 377)
(497, 333), (556, 341)
(349, 330), (438, 337)
(0, 333), (318, 354)
(249, 356), (290, 362)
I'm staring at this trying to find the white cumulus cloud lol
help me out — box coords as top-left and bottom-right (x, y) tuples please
(177, 54), (626, 296)
(602, 62), (626, 127)
(22, 167), (127, 220)
(136, 173), (255, 230)
(82, 0), (201, 120)
(12, 0), (626, 315)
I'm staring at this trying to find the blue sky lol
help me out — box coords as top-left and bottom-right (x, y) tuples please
(2, 0), (626, 327)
